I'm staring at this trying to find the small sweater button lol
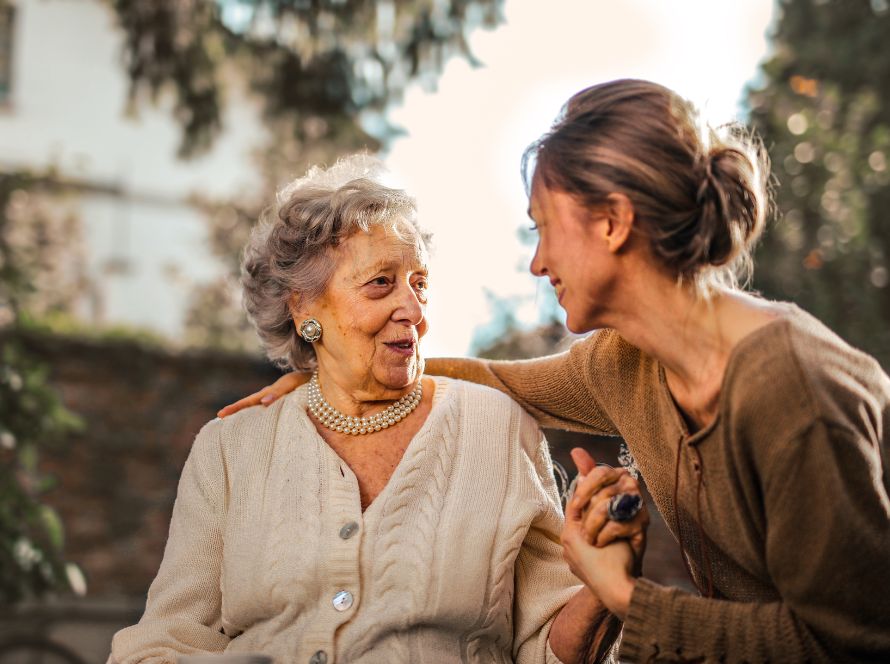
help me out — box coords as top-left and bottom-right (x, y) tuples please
(332, 590), (354, 611)
(339, 521), (359, 539)
(309, 650), (328, 664)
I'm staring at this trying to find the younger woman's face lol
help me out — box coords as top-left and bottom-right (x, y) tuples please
(528, 178), (617, 333)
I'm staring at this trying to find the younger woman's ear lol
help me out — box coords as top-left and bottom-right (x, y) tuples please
(604, 193), (635, 253)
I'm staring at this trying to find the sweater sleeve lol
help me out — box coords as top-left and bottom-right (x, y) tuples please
(620, 419), (890, 663)
(426, 332), (619, 435)
(111, 420), (230, 664)
(511, 412), (593, 664)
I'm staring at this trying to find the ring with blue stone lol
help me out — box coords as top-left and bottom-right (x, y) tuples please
(607, 492), (643, 522)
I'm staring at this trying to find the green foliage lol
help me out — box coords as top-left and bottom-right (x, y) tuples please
(748, 0), (890, 367)
(0, 339), (83, 603)
(1, 172), (84, 603)
(113, 0), (504, 156)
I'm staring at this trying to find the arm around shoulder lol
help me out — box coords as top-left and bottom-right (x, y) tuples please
(426, 331), (620, 435)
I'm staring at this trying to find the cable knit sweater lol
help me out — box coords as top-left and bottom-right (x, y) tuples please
(110, 377), (582, 664)
(429, 304), (890, 663)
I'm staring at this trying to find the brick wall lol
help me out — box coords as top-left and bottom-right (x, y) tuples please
(16, 331), (280, 598)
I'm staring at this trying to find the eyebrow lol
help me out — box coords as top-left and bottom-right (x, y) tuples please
(351, 257), (428, 281)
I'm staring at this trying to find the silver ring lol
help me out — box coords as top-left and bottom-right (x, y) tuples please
(607, 492), (643, 522)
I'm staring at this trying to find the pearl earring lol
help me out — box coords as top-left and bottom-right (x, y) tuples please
(298, 318), (322, 343)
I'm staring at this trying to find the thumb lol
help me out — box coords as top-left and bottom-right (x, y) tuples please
(570, 447), (597, 476)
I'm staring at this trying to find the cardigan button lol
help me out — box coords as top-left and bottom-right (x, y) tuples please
(332, 589), (354, 611)
(339, 521), (359, 539)
(309, 650), (328, 664)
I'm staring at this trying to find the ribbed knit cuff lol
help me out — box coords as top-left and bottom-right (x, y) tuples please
(619, 578), (671, 663)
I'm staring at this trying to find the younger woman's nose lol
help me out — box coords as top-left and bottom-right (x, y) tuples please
(530, 246), (547, 277)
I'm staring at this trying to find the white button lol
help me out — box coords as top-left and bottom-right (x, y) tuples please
(332, 589), (354, 611)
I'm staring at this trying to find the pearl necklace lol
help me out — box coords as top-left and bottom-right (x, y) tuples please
(307, 372), (423, 435)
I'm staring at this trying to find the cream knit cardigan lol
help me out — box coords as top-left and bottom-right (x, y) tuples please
(110, 377), (580, 663)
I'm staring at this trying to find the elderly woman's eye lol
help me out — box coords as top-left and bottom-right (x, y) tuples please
(369, 276), (390, 286)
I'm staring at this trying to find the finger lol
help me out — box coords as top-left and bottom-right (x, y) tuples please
(581, 485), (636, 544)
(217, 390), (270, 418)
(218, 373), (309, 417)
(594, 518), (646, 548)
(579, 500), (610, 543)
(570, 447), (597, 476)
(630, 531), (647, 561)
(583, 486), (645, 543)
(568, 466), (627, 514)
(584, 475), (639, 514)
(564, 487), (587, 523)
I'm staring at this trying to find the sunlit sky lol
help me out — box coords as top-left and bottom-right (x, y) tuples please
(383, 0), (775, 357)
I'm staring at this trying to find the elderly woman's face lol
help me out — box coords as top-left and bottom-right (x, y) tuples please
(307, 220), (429, 394)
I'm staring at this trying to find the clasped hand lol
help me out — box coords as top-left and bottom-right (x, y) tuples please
(560, 448), (649, 621)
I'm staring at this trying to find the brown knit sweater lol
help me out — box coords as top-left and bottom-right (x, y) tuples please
(428, 304), (890, 663)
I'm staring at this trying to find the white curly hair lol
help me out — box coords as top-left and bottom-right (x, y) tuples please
(241, 154), (431, 371)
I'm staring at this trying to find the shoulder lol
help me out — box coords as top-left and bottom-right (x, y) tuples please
(568, 328), (646, 369)
(435, 376), (544, 450)
(436, 375), (532, 426)
(566, 329), (656, 410)
(724, 304), (890, 441)
(442, 375), (522, 407)
(191, 392), (294, 465)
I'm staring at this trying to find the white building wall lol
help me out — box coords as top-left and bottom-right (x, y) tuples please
(0, 0), (266, 338)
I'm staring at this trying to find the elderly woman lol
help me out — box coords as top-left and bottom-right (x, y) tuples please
(109, 157), (645, 664)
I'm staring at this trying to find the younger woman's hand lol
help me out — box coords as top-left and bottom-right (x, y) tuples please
(561, 517), (636, 620)
(561, 447), (644, 619)
(566, 448), (649, 562)
(217, 372), (309, 418)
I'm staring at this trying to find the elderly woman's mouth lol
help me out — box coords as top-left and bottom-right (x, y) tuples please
(384, 339), (417, 355)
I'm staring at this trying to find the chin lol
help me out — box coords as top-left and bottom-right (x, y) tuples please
(564, 312), (597, 335)
(378, 360), (421, 390)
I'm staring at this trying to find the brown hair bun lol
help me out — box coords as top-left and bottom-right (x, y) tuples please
(525, 79), (771, 292)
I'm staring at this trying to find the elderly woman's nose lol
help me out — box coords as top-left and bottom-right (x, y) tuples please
(393, 282), (425, 324)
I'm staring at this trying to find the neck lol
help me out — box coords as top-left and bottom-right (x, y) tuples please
(612, 280), (728, 386)
(314, 368), (420, 419)
(598, 271), (780, 428)
(605, 276), (752, 393)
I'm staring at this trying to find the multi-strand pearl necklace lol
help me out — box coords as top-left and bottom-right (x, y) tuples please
(307, 372), (423, 435)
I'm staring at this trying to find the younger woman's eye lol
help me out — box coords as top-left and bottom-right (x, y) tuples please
(527, 223), (539, 232)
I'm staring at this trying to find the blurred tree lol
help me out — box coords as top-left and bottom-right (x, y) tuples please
(114, 0), (504, 156)
(110, 0), (504, 350)
(748, 0), (890, 367)
(0, 172), (85, 603)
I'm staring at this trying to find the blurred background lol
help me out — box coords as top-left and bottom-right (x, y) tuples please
(1, 0), (888, 661)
